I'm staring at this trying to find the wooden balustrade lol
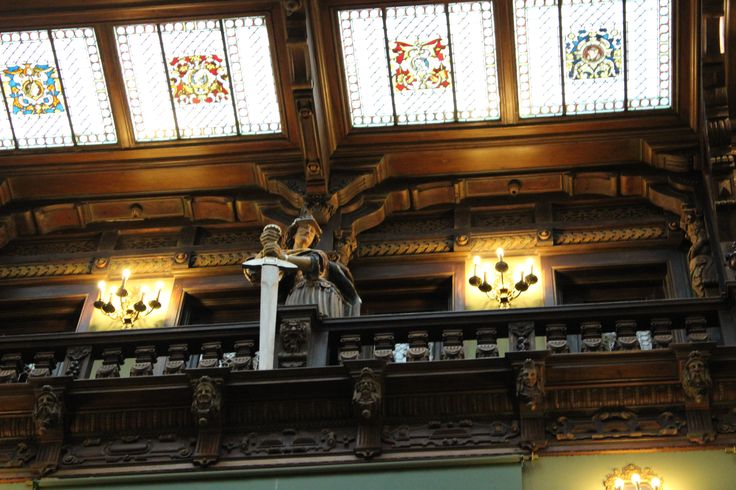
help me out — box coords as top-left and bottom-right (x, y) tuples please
(0, 298), (728, 382)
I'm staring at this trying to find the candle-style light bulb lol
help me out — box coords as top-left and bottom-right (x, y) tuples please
(614, 478), (624, 490)
(631, 473), (641, 490)
(496, 247), (504, 260)
(155, 281), (164, 301)
(651, 477), (661, 489)
(97, 280), (106, 300)
(139, 285), (149, 301)
(119, 268), (131, 293)
(473, 255), (480, 276)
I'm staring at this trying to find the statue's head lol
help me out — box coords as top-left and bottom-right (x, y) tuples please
(286, 207), (322, 249)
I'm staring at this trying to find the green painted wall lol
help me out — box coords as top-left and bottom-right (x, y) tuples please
(523, 450), (736, 490)
(35, 462), (522, 490)
(11, 449), (735, 490)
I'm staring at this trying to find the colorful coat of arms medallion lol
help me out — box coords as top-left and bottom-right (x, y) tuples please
(565, 28), (622, 80)
(391, 38), (451, 91)
(2, 63), (65, 115)
(169, 54), (229, 105)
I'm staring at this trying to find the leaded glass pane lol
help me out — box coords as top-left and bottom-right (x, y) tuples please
(115, 24), (178, 142)
(386, 4), (455, 125)
(223, 16), (282, 134)
(514, 0), (673, 117)
(626, 0), (671, 110)
(52, 28), (117, 145)
(0, 94), (13, 150)
(338, 8), (394, 128)
(160, 20), (237, 139)
(513, 0), (563, 118)
(449, 1), (500, 121)
(0, 30), (74, 148)
(562, 0), (625, 115)
(338, 2), (500, 128)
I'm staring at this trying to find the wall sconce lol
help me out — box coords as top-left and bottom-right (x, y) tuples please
(93, 269), (163, 329)
(604, 464), (663, 490)
(468, 248), (537, 308)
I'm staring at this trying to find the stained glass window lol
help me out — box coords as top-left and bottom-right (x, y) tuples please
(338, 1), (501, 128)
(514, 0), (672, 118)
(115, 17), (281, 142)
(0, 28), (116, 150)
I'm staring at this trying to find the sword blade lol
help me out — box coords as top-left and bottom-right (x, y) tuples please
(258, 263), (280, 370)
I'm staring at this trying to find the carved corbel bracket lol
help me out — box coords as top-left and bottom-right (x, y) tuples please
(507, 353), (548, 452)
(189, 375), (224, 467)
(673, 345), (717, 444)
(346, 361), (386, 459)
(28, 379), (70, 476)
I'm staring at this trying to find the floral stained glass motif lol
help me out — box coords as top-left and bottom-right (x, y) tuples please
(392, 39), (451, 91)
(4, 64), (64, 114)
(115, 17), (281, 142)
(169, 54), (229, 104)
(0, 28), (116, 149)
(338, 2), (500, 128)
(514, 0), (672, 118)
(565, 28), (621, 80)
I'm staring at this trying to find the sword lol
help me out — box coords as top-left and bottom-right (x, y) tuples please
(243, 225), (297, 370)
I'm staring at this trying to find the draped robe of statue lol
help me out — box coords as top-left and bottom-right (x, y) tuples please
(280, 247), (361, 318)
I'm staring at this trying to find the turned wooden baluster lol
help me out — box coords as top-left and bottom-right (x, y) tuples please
(651, 318), (673, 348)
(545, 323), (569, 354)
(580, 321), (603, 352)
(441, 329), (464, 360)
(373, 333), (395, 362)
(614, 320), (640, 350)
(0, 353), (23, 383)
(198, 342), (222, 369)
(164, 344), (190, 374)
(686, 316), (709, 342)
(29, 352), (57, 378)
(130, 345), (157, 376)
(406, 331), (429, 362)
(95, 348), (124, 378)
(228, 340), (254, 371)
(475, 328), (498, 358)
(339, 334), (361, 363)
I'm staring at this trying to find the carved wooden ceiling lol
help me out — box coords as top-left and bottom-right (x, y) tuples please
(0, 0), (729, 251)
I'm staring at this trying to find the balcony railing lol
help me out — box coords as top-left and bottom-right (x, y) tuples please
(0, 297), (727, 381)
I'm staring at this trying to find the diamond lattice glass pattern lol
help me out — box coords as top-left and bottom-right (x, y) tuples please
(160, 20), (237, 139)
(0, 92), (13, 150)
(115, 24), (178, 142)
(0, 30), (73, 149)
(562, 0), (625, 114)
(223, 17), (282, 134)
(514, 0), (564, 117)
(0, 28), (117, 150)
(514, 0), (672, 118)
(337, 1), (500, 128)
(52, 28), (117, 145)
(115, 17), (281, 142)
(626, 0), (671, 110)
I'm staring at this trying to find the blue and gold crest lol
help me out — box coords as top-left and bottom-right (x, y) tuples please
(2, 63), (65, 115)
(565, 28), (622, 80)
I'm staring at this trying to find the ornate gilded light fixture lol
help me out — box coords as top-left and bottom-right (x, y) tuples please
(468, 248), (537, 308)
(604, 464), (663, 490)
(93, 269), (163, 329)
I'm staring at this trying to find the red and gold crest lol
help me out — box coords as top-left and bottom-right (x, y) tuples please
(391, 38), (451, 91)
(169, 54), (229, 104)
